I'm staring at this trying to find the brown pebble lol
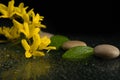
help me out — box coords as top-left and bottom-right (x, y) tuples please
(40, 31), (54, 38)
(94, 44), (120, 59)
(62, 40), (87, 50)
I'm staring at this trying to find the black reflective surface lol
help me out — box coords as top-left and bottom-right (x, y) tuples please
(46, 34), (120, 80)
(0, 33), (120, 80)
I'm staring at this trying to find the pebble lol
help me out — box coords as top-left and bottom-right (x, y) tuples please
(94, 44), (120, 59)
(40, 31), (54, 38)
(62, 40), (87, 50)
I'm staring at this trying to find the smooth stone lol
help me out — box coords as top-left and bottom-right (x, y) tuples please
(62, 40), (87, 50)
(94, 44), (120, 59)
(40, 31), (54, 38)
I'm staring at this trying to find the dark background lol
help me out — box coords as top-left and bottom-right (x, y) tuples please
(1, 1), (120, 80)
(0, 0), (117, 35)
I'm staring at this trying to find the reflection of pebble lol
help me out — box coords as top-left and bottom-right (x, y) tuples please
(94, 44), (120, 59)
(62, 40), (87, 50)
(40, 31), (54, 38)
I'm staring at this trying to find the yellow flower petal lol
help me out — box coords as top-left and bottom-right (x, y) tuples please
(40, 24), (46, 28)
(18, 2), (24, 9)
(13, 19), (23, 30)
(10, 26), (20, 38)
(0, 3), (8, 18)
(31, 34), (41, 51)
(33, 13), (40, 23)
(29, 28), (40, 38)
(13, 19), (29, 37)
(44, 46), (56, 50)
(38, 36), (50, 49)
(0, 3), (7, 9)
(2, 27), (13, 39)
(8, 0), (14, 17)
(21, 39), (30, 51)
(27, 8), (34, 15)
(23, 13), (29, 22)
(23, 22), (29, 37)
(0, 9), (8, 18)
(25, 51), (32, 58)
(32, 51), (45, 57)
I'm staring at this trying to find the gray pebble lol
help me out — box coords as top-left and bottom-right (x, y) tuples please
(94, 44), (120, 59)
(62, 40), (87, 50)
(40, 31), (54, 38)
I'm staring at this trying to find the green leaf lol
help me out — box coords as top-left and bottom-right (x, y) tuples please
(62, 46), (94, 61)
(50, 35), (69, 50)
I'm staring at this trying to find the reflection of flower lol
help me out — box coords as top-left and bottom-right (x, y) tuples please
(1, 57), (51, 80)
(21, 34), (56, 58)
(0, 0), (56, 58)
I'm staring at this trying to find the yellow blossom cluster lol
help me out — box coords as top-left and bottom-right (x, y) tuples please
(0, 0), (56, 58)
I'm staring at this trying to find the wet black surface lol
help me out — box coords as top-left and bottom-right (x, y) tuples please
(44, 34), (120, 80)
(47, 57), (120, 80)
(1, 34), (120, 80)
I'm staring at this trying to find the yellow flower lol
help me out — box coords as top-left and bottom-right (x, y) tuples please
(14, 2), (29, 22)
(28, 9), (46, 28)
(21, 41), (45, 58)
(0, 27), (12, 39)
(39, 36), (56, 51)
(13, 19), (41, 39)
(0, 26), (20, 40)
(21, 34), (56, 58)
(13, 19), (30, 38)
(0, 0), (15, 18)
(0, 0), (46, 39)
(0, 0), (28, 19)
(21, 34), (44, 58)
(0, 0), (57, 59)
